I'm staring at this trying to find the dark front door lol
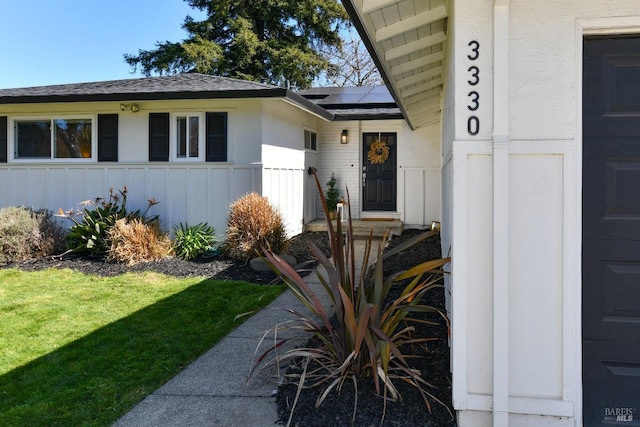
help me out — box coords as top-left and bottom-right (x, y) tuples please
(363, 132), (396, 211)
(583, 36), (640, 425)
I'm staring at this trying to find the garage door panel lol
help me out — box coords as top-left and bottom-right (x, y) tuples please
(583, 341), (640, 426)
(583, 36), (640, 424)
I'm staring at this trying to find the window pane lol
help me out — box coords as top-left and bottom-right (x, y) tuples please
(311, 132), (317, 150)
(177, 117), (187, 158)
(189, 116), (199, 157)
(15, 121), (51, 158)
(304, 130), (310, 149)
(54, 119), (92, 158)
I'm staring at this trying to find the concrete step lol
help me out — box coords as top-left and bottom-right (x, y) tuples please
(304, 219), (403, 238)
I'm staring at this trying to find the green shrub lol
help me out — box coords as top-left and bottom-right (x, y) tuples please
(223, 192), (287, 261)
(253, 172), (452, 424)
(173, 222), (217, 260)
(325, 172), (340, 212)
(0, 206), (66, 264)
(106, 218), (172, 265)
(58, 187), (159, 255)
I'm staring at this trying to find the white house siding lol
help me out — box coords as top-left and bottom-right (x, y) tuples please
(260, 100), (324, 236)
(0, 98), (320, 240)
(447, 1), (640, 426)
(315, 119), (441, 227)
(0, 163), (260, 242)
(315, 120), (360, 217)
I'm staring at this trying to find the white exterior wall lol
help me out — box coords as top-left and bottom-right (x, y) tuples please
(0, 98), (321, 239)
(448, 1), (640, 426)
(316, 119), (441, 227)
(0, 163), (260, 242)
(261, 100), (323, 236)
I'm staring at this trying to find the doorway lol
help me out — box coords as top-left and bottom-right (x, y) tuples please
(362, 132), (397, 211)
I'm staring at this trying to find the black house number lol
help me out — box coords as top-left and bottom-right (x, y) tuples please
(467, 40), (480, 136)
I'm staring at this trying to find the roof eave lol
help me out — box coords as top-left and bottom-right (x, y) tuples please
(0, 87), (335, 121)
(342, 0), (417, 130)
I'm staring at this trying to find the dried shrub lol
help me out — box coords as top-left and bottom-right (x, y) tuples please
(224, 192), (287, 261)
(58, 186), (159, 255)
(106, 218), (172, 265)
(33, 208), (67, 256)
(0, 206), (66, 264)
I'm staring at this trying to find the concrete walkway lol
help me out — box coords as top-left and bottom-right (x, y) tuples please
(113, 238), (380, 427)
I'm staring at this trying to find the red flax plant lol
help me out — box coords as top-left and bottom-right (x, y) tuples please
(251, 171), (452, 425)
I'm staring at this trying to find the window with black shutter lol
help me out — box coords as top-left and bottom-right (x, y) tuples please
(149, 113), (170, 161)
(0, 116), (7, 163)
(206, 112), (227, 162)
(97, 114), (118, 162)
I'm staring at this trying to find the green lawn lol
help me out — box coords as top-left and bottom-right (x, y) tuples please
(0, 268), (284, 427)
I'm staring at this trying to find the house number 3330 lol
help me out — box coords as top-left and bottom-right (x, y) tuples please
(467, 40), (480, 136)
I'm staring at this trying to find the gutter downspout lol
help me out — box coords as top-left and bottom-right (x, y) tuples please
(493, 1), (510, 426)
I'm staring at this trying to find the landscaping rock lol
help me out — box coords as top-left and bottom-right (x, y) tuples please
(249, 254), (296, 272)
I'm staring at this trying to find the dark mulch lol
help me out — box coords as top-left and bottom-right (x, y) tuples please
(2, 229), (453, 426)
(2, 231), (332, 284)
(275, 230), (455, 427)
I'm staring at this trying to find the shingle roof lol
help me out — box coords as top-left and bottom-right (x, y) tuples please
(0, 73), (334, 121)
(0, 74), (278, 101)
(0, 74), (402, 122)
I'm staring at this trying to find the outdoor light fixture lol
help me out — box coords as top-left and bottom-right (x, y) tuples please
(340, 129), (349, 144)
(119, 103), (140, 113)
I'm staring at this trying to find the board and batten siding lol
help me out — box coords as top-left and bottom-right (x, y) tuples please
(443, 1), (640, 425)
(0, 163), (261, 241)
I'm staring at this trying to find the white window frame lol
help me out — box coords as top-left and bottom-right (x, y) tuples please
(9, 115), (96, 163)
(170, 112), (205, 161)
(304, 128), (318, 151)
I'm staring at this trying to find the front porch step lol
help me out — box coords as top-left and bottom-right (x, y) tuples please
(304, 219), (404, 238)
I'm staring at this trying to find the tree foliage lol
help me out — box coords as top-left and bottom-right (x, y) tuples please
(124, 0), (348, 89)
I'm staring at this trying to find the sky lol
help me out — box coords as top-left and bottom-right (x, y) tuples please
(0, 0), (206, 89)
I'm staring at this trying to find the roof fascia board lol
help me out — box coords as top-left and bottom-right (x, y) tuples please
(0, 86), (334, 121)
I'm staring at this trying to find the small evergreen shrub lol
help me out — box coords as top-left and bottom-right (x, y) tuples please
(0, 206), (65, 264)
(325, 172), (340, 212)
(173, 222), (217, 260)
(106, 218), (172, 265)
(223, 192), (287, 261)
(59, 187), (159, 255)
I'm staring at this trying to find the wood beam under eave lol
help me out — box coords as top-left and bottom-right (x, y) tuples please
(399, 77), (443, 98)
(407, 102), (441, 118)
(406, 95), (442, 113)
(402, 88), (441, 107)
(385, 32), (447, 62)
(390, 51), (444, 76)
(405, 93), (441, 111)
(375, 6), (448, 42)
(412, 113), (442, 128)
(362, 0), (399, 14)
(396, 67), (443, 89)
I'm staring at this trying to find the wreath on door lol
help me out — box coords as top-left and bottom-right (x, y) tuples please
(367, 139), (390, 164)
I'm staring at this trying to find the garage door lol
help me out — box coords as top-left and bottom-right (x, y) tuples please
(583, 36), (640, 425)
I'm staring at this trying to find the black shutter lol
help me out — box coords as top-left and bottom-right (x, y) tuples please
(206, 112), (227, 162)
(0, 116), (6, 163)
(149, 113), (170, 161)
(97, 114), (118, 162)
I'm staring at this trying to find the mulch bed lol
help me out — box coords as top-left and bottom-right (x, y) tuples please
(274, 230), (456, 427)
